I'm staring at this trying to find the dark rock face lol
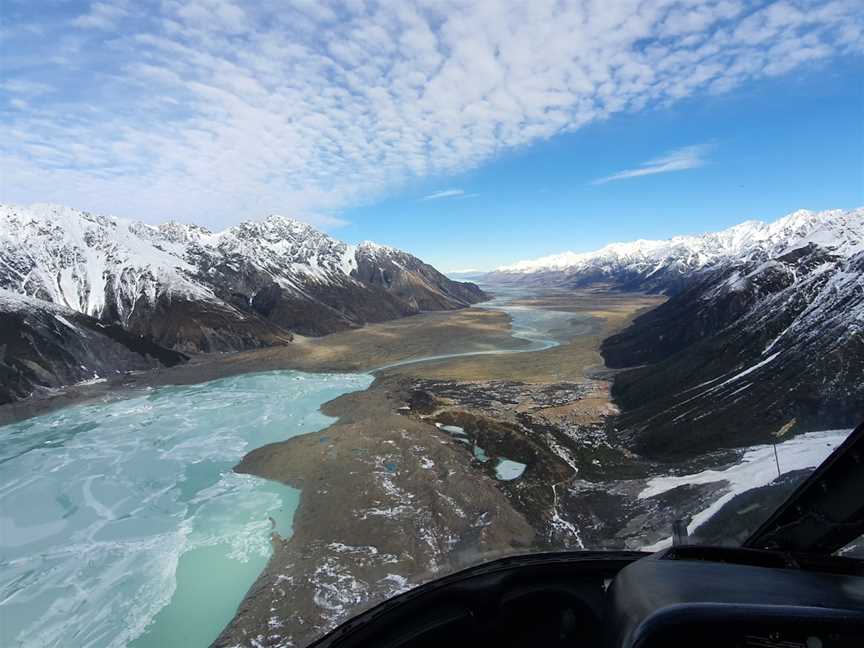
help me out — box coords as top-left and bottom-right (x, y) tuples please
(0, 296), (187, 404)
(122, 296), (294, 354)
(353, 244), (487, 309)
(601, 247), (864, 459)
(181, 242), (487, 341)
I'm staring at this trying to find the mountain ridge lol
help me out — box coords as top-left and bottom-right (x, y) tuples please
(487, 208), (863, 294)
(0, 203), (486, 351)
(484, 207), (863, 456)
(587, 208), (864, 457)
(0, 202), (486, 403)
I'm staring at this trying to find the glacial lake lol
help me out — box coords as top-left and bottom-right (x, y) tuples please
(0, 371), (372, 648)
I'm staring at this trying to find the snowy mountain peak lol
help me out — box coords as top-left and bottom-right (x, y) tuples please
(357, 240), (400, 255)
(0, 203), (356, 319)
(493, 208), (863, 279)
(156, 221), (214, 244)
(0, 202), (485, 353)
(227, 214), (320, 244)
(261, 213), (316, 234)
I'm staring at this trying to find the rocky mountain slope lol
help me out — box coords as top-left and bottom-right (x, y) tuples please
(488, 208), (862, 294)
(489, 208), (863, 458)
(0, 204), (486, 354)
(0, 290), (188, 404)
(593, 210), (863, 458)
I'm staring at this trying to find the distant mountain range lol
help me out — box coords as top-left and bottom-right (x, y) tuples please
(489, 208), (862, 294)
(488, 207), (864, 453)
(0, 204), (485, 403)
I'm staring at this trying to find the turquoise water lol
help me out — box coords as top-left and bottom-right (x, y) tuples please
(372, 289), (587, 373)
(495, 459), (527, 481)
(0, 371), (372, 648)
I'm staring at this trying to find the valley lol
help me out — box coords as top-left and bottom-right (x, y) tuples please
(3, 287), (670, 648)
(0, 204), (487, 405)
(213, 288), (671, 647)
(0, 206), (860, 648)
(208, 287), (845, 648)
(0, 283), (852, 648)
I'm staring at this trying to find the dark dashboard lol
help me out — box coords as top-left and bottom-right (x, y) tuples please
(310, 547), (864, 648)
(607, 546), (864, 648)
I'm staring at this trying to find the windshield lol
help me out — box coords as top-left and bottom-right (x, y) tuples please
(1, 2), (862, 647)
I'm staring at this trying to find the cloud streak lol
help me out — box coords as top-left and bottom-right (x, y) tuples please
(0, 1), (861, 229)
(592, 145), (712, 184)
(420, 189), (466, 201)
(71, 1), (129, 30)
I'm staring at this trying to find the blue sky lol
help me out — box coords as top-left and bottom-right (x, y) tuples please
(1, 1), (862, 270)
(343, 60), (864, 269)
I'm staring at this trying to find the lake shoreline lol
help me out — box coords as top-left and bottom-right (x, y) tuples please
(212, 289), (667, 646)
(0, 304), (530, 426)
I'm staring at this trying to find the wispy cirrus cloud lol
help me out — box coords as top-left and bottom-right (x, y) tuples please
(592, 144), (713, 185)
(419, 189), (466, 201)
(0, 1), (861, 229)
(0, 79), (54, 96)
(70, 1), (129, 30)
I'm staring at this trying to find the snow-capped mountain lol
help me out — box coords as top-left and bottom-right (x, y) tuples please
(487, 206), (862, 456)
(488, 208), (863, 293)
(598, 209), (864, 457)
(0, 204), (486, 353)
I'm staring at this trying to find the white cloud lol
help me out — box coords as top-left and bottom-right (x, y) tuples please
(419, 188), (466, 201)
(592, 144), (713, 184)
(71, 2), (129, 30)
(0, 79), (53, 96)
(2, 1), (862, 229)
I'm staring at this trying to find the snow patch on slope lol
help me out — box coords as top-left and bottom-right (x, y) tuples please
(638, 428), (851, 552)
(0, 203), (215, 322)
